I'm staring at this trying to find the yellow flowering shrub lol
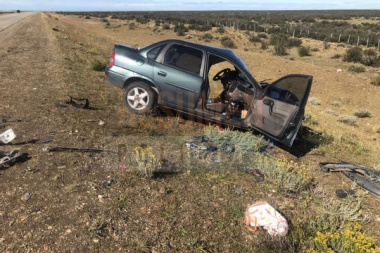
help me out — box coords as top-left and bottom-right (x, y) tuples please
(132, 146), (160, 178)
(308, 223), (380, 253)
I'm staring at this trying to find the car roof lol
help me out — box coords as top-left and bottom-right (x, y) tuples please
(141, 39), (259, 87)
(154, 39), (240, 62)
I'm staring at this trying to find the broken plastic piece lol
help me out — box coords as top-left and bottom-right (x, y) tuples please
(46, 146), (114, 153)
(335, 189), (355, 199)
(200, 136), (218, 152)
(0, 150), (24, 167)
(223, 144), (235, 153)
(250, 169), (264, 182)
(102, 179), (116, 189)
(185, 143), (207, 150)
(41, 138), (53, 144)
(245, 201), (288, 236)
(0, 129), (16, 144)
(320, 162), (380, 198)
(66, 96), (89, 109)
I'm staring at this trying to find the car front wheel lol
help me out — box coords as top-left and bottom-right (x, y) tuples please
(123, 82), (157, 114)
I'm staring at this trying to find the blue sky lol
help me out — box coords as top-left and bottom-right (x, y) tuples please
(0, 0), (379, 11)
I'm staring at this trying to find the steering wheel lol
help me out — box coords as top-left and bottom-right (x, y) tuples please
(213, 68), (231, 81)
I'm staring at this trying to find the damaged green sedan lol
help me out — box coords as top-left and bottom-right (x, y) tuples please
(105, 39), (313, 147)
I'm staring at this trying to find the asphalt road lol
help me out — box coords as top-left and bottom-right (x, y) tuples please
(0, 12), (35, 32)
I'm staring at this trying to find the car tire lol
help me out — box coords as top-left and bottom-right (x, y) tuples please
(123, 82), (157, 114)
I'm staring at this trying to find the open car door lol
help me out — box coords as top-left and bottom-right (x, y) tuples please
(250, 74), (313, 147)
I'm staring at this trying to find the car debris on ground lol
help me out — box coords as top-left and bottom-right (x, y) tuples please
(335, 189), (356, 199)
(66, 96), (90, 109)
(186, 135), (221, 152)
(0, 128), (16, 144)
(45, 146), (115, 153)
(0, 150), (26, 168)
(320, 162), (380, 198)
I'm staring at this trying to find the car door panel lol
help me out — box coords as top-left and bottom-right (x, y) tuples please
(153, 43), (204, 110)
(251, 74), (312, 146)
(154, 63), (203, 110)
(252, 99), (298, 137)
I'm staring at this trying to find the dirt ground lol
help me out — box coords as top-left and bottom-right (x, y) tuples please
(0, 12), (380, 252)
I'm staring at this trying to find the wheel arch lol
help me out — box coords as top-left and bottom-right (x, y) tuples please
(123, 77), (159, 94)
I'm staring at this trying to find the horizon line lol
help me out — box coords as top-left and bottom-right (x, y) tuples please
(2, 9), (380, 12)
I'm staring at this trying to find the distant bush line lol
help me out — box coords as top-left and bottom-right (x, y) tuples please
(58, 10), (380, 49)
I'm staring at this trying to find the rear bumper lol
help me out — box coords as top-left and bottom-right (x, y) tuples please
(105, 66), (126, 89)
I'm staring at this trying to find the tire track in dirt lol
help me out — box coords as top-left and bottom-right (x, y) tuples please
(0, 13), (66, 138)
(0, 13), (157, 252)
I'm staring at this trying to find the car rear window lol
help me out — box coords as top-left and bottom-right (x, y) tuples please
(164, 44), (203, 75)
(147, 44), (166, 60)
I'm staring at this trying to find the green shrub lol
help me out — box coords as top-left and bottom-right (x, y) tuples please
(128, 22), (136, 30)
(331, 54), (341, 59)
(270, 33), (288, 46)
(323, 39), (330, 50)
(308, 223), (379, 253)
(304, 113), (319, 125)
(298, 46), (311, 57)
(135, 17), (149, 24)
(288, 37), (302, 48)
(331, 101), (342, 107)
(354, 109), (371, 118)
(132, 146), (160, 178)
(343, 47), (363, 63)
(270, 33), (289, 56)
(337, 114), (357, 125)
(162, 23), (170, 30)
(260, 40), (268, 50)
(274, 43), (287, 56)
(174, 23), (188, 36)
(257, 33), (268, 39)
(221, 36), (236, 48)
(348, 64), (365, 73)
(174, 24), (189, 36)
(91, 60), (108, 71)
(256, 156), (313, 194)
(250, 33), (268, 43)
(188, 24), (212, 32)
(361, 49), (379, 67)
(249, 35), (262, 43)
(177, 30), (185, 36)
(202, 33), (213, 40)
(308, 97), (321, 105)
(217, 26), (225, 34)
